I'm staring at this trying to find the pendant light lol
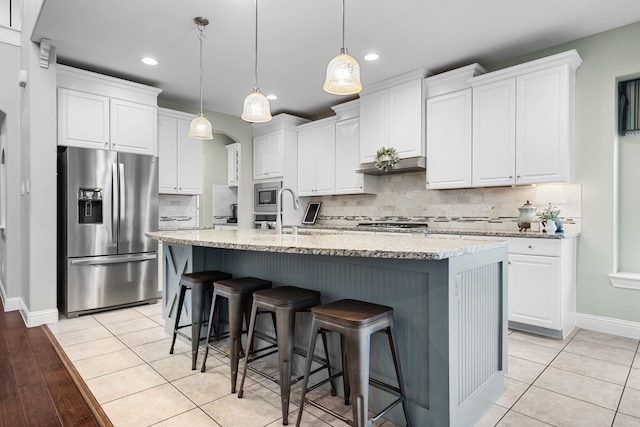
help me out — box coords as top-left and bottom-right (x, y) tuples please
(188, 17), (214, 140)
(241, 0), (272, 123)
(323, 0), (362, 95)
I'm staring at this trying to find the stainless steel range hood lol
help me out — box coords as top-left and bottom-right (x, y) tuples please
(356, 156), (426, 175)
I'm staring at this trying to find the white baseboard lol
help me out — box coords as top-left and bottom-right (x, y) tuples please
(18, 299), (59, 327)
(0, 278), (21, 311)
(576, 312), (640, 340)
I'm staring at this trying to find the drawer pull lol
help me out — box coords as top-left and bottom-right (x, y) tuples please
(528, 245), (533, 249)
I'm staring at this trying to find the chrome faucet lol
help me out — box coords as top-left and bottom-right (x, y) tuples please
(275, 187), (300, 234)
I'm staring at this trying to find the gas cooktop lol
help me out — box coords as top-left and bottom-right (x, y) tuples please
(357, 222), (429, 229)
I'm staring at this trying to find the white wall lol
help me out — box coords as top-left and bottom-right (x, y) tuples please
(16, 0), (58, 324)
(0, 40), (22, 309)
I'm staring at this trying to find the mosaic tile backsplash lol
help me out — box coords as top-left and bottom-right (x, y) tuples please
(304, 172), (581, 232)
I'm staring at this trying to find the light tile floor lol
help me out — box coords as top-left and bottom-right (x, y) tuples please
(47, 302), (640, 427)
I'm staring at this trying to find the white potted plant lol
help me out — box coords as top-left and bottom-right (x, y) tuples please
(536, 204), (561, 234)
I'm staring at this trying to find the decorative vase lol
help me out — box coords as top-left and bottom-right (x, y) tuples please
(544, 220), (557, 234)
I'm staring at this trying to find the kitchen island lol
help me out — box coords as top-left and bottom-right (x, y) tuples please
(147, 228), (509, 427)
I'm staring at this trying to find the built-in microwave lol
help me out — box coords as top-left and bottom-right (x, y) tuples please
(254, 180), (282, 213)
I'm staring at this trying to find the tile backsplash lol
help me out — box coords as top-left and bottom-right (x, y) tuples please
(307, 171), (581, 232)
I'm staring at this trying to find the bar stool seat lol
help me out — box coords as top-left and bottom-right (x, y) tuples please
(201, 277), (272, 393)
(296, 299), (411, 427)
(169, 270), (232, 370)
(237, 286), (336, 426)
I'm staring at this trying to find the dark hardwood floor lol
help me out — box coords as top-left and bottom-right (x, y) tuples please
(0, 299), (111, 427)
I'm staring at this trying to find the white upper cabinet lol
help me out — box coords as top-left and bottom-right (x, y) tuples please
(472, 79), (516, 187)
(58, 88), (110, 150)
(424, 63), (485, 190)
(515, 66), (573, 184)
(334, 117), (377, 195)
(157, 108), (203, 194)
(253, 132), (284, 180)
(359, 71), (426, 163)
(297, 119), (336, 196)
(424, 50), (581, 190)
(109, 98), (157, 155)
(470, 50), (582, 187)
(57, 65), (161, 156)
(426, 89), (472, 189)
(226, 143), (240, 187)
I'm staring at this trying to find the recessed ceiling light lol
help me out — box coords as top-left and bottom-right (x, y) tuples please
(266, 94), (278, 100)
(142, 57), (158, 66)
(364, 53), (379, 62)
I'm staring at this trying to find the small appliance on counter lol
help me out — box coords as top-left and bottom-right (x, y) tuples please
(212, 184), (238, 225)
(227, 203), (238, 223)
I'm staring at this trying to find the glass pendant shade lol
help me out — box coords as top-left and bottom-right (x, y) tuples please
(241, 89), (272, 123)
(323, 48), (362, 95)
(188, 114), (214, 140)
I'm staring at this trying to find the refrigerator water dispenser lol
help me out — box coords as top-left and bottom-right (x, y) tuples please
(78, 187), (103, 224)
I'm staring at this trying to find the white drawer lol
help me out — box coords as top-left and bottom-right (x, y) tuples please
(506, 237), (560, 257)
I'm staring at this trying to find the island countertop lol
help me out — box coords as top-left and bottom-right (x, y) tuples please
(146, 228), (507, 260)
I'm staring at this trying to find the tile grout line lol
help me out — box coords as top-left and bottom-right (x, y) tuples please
(493, 329), (579, 426)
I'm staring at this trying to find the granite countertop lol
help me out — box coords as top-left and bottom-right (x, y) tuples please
(146, 228), (508, 261)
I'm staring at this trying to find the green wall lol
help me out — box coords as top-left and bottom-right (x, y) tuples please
(487, 22), (640, 322)
(158, 100), (254, 229)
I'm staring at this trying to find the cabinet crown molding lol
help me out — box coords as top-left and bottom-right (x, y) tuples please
(470, 49), (583, 87)
(358, 68), (427, 96)
(331, 99), (359, 120)
(296, 116), (337, 131)
(252, 113), (310, 136)
(424, 63), (487, 98)
(57, 64), (162, 105)
(158, 107), (196, 121)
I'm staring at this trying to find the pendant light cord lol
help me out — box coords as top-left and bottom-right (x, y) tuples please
(254, 0), (259, 90)
(341, 0), (345, 50)
(197, 25), (205, 115)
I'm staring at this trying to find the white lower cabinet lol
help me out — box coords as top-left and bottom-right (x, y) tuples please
(506, 237), (576, 339)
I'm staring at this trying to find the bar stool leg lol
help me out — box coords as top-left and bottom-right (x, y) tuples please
(320, 330), (337, 396)
(295, 318), (320, 427)
(275, 307), (296, 425)
(237, 301), (260, 398)
(201, 291), (219, 373)
(341, 334), (350, 404)
(387, 323), (411, 426)
(346, 331), (371, 427)
(227, 293), (244, 393)
(190, 280), (205, 370)
(170, 284), (187, 355)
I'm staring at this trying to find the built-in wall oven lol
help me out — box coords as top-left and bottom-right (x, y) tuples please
(254, 180), (281, 228)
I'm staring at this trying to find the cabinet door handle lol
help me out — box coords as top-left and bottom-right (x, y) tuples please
(509, 176), (513, 179)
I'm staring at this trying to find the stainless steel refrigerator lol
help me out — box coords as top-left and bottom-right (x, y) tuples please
(57, 146), (159, 318)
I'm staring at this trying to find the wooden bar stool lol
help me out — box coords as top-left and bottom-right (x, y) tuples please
(169, 270), (232, 370)
(237, 286), (336, 426)
(295, 299), (410, 427)
(200, 277), (272, 393)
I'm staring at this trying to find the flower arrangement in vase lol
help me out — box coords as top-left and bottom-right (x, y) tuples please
(536, 204), (562, 233)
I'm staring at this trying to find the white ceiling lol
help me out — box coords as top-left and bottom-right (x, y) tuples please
(32, 0), (640, 119)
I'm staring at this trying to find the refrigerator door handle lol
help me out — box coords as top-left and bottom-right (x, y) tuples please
(70, 253), (158, 266)
(112, 163), (118, 244)
(119, 163), (125, 221)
